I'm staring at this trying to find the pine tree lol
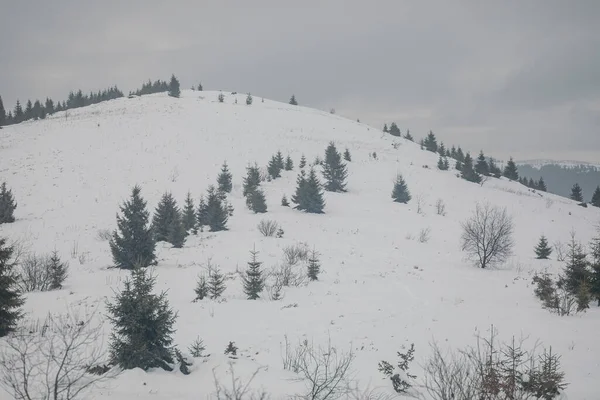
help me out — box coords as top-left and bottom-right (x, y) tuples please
(299, 154), (307, 169)
(563, 236), (590, 295)
(0, 96), (5, 126)
(389, 123), (401, 137)
(152, 192), (180, 243)
(218, 92), (225, 103)
(208, 264), (226, 299)
(424, 131), (438, 153)
(281, 195), (289, 207)
(590, 186), (600, 208)
(455, 160), (463, 171)
(48, 250), (69, 290)
(45, 98), (55, 115)
(107, 267), (177, 371)
(205, 186), (228, 232)
(24, 100), (33, 121)
(182, 192), (196, 234)
(217, 161), (233, 193)
(285, 155), (294, 171)
(194, 275), (208, 301)
(267, 155), (282, 179)
(343, 148), (352, 162)
(475, 151), (490, 176)
(404, 130), (413, 141)
(167, 211), (186, 248)
(307, 249), (321, 281)
(488, 158), (502, 177)
(534, 236), (552, 260)
(0, 238), (24, 337)
(383, 123), (388, 133)
(443, 157), (450, 170)
(168, 74), (181, 98)
(291, 170), (307, 210)
(289, 95), (298, 105)
(242, 247), (265, 300)
(246, 93), (253, 105)
(322, 142), (348, 192)
(109, 186), (156, 270)
(437, 156), (445, 170)
(503, 157), (519, 180)
(302, 168), (326, 213)
(0, 182), (17, 224)
(275, 151), (284, 170)
(196, 196), (208, 229)
(197, 83), (203, 91)
(537, 177), (548, 192)
(243, 164), (261, 197)
(570, 183), (583, 202)
(438, 142), (446, 157)
(13, 100), (23, 123)
(32, 100), (42, 120)
(392, 174), (411, 203)
(247, 188), (268, 213)
(461, 153), (482, 183)
(589, 232), (600, 305)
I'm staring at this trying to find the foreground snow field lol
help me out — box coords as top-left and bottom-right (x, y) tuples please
(1, 91), (599, 399)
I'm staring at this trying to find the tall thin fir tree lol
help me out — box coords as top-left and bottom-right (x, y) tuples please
(343, 148), (352, 162)
(285, 155), (294, 171)
(291, 169), (307, 210)
(194, 275), (208, 301)
(383, 123), (389, 133)
(0, 182), (17, 224)
(534, 235), (552, 259)
(299, 154), (307, 169)
(243, 163), (261, 197)
(182, 192), (196, 234)
(208, 263), (226, 299)
(461, 153), (482, 183)
(588, 231), (600, 305)
(307, 249), (321, 281)
(167, 210), (186, 248)
(168, 74), (181, 98)
(242, 246), (265, 300)
(275, 151), (285, 170)
(391, 174), (411, 203)
(537, 177), (548, 192)
(301, 168), (325, 213)
(570, 183), (583, 202)
(109, 186), (156, 270)
(0, 238), (24, 337)
(438, 142), (446, 157)
(205, 186), (228, 232)
(107, 267), (177, 371)
(196, 195), (208, 231)
(322, 142), (348, 192)
(503, 157), (519, 180)
(424, 131), (438, 152)
(563, 236), (590, 295)
(48, 250), (69, 290)
(0, 95), (5, 126)
(591, 186), (600, 207)
(267, 155), (282, 179)
(443, 157), (450, 170)
(475, 151), (490, 176)
(152, 192), (180, 243)
(217, 161), (233, 193)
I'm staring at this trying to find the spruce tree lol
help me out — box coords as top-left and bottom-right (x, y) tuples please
(424, 131), (438, 153)
(243, 164), (261, 197)
(455, 160), (463, 171)
(443, 157), (450, 170)
(0, 182), (17, 224)
(383, 123), (388, 133)
(267, 155), (282, 179)
(218, 92), (225, 103)
(247, 188), (268, 213)
(168, 74), (181, 98)
(291, 170), (307, 210)
(475, 151), (490, 176)
(182, 192), (196, 234)
(570, 183), (583, 202)
(404, 130), (413, 141)
(299, 154), (307, 169)
(461, 153), (481, 183)
(13, 100), (23, 123)
(389, 123), (401, 137)
(534, 236), (552, 259)
(0, 238), (24, 337)
(307, 249), (321, 281)
(281, 195), (289, 207)
(167, 211), (186, 248)
(322, 142), (348, 192)
(48, 250), (69, 290)
(275, 151), (285, 170)
(152, 192), (180, 243)
(488, 158), (502, 177)
(591, 186), (600, 207)
(437, 156), (445, 170)
(438, 142), (446, 157)
(246, 93), (253, 105)
(503, 157), (519, 180)
(391, 174), (411, 203)
(0, 96), (5, 126)
(110, 186), (156, 270)
(343, 148), (352, 162)
(24, 100), (33, 121)
(589, 232), (600, 305)
(196, 195), (208, 230)
(107, 267), (177, 371)
(194, 275), (208, 301)
(537, 177), (548, 192)
(217, 161), (233, 193)
(45, 98), (55, 115)
(208, 264), (226, 299)
(563, 236), (590, 295)
(302, 168), (326, 213)
(32, 100), (42, 120)
(289, 95), (298, 105)
(285, 155), (294, 171)
(242, 247), (265, 300)
(205, 186), (228, 232)
(197, 83), (203, 91)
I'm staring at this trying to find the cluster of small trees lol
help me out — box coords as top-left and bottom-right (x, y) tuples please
(128, 74), (182, 98)
(0, 87), (123, 126)
(383, 123), (413, 141)
(0, 182), (17, 224)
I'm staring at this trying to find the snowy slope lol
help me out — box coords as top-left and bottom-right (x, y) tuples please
(1, 91), (599, 399)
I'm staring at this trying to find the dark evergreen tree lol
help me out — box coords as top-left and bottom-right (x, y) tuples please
(110, 186), (156, 270)
(281, 195), (289, 207)
(285, 155), (294, 171)
(591, 186), (600, 207)
(291, 169), (307, 209)
(383, 123), (388, 133)
(292, 168), (325, 213)
(48, 250), (69, 290)
(182, 192), (196, 234)
(152, 192), (180, 243)
(461, 153), (482, 183)
(205, 186), (228, 232)
(343, 148), (352, 162)
(570, 183), (583, 202)
(443, 157), (450, 170)
(168, 74), (181, 98)
(391, 174), (411, 203)
(307, 249), (321, 281)
(24, 100), (33, 121)
(437, 156), (446, 170)
(194, 275), (208, 301)
(475, 151), (490, 176)
(32, 100), (42, 120)
(503, 157), (519, 180)
(246, 93), (253, 105)
(0, 96), (5, 126)
(299, 154), (307, 169)
(589, 232), (600, 305)
(275, 151), (285, 170)
(107, 267), (176, 371)
(423, 131), (438, 153)
(218, 92), (225, 103)
(537, 177), (548, 192)
(208, 265), (226, 299)
(44, 98), (54, 115)
(0, 238), (24, 337)
(562, 237), (590, 295)
(455, 160), (463, 171)
(389, 123), (401, 137)
(13, 100), (23, 123)
(450, 146), (457, 159)
(243, 164), (261, 197)
(242, 247), (265, 300)
(197, 83), (203, 91)
(196, 196), (208, 229)
(456, 147), (465, 162)
(534, 236), (552, 260)
(322, 142), (348, 192)
(167, 211), (186, 248)
(217, 161), (233, 193)
(0, 182), (17, 224)
(404, 130), (413, 141)
(5, 111), (12, 125)
(438, 142), (446, 157)
(289, 95), (298, 105)
(267, 155), (282, 179)
(247, 188), (268, 213)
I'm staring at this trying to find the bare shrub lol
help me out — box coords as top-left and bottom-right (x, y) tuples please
(553, 241), (566, 262)
(258, 220), (279, 237)
(415, 194), (425, 215)
(96, 229), (112, 241)
(282, 243), (310, 266)
(169, 167), (180, 183)
(78, 251), (89, 265)
(461, 203), (514, 269)
(212, 362), (268, 400)
(270, 263), (307, 288)
(70, 241), (79, 259)
(423, 342), (479, 400)
(545, 198), (554, 209)
(435, 199), (446, 216)
(19, 253), (52, 292)
(418, 228), (431, 243)
(0, 308), (116, 400)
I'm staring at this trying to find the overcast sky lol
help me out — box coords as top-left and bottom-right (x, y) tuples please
(1, 1), (599, 162)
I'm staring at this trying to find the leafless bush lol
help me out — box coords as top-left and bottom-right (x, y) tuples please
(212, 363), (269, 400)
(70, 241), (79, 259)
(545, 198), (554, 209)
(259, 167), (269, 182)
(423, 342), (479, 400)
(0, 308), (116, 400)
(258, 220), (280, 237)
(96, 229), (112, 241)
(418, 228), (431, 243)
(435, 199), (446, 216)
(553, 241), (566, 262)
(270, 263), (308, 288)
(78, 251), (89, 265)
(415, 195), (425, 215)
(169, 167), (180, 183)
(19, 254), (52, 292)
(461, 203), (514, 268)
(283, 243), (310, 266)
(479, 175), (490, 187)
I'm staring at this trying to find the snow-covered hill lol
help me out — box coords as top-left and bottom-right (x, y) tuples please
(1, 91), (599, 399)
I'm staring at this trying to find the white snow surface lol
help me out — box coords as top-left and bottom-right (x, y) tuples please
(1, 91), (599, 399)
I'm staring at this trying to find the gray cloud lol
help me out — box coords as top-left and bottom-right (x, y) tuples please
(1, 0), (599, 162)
